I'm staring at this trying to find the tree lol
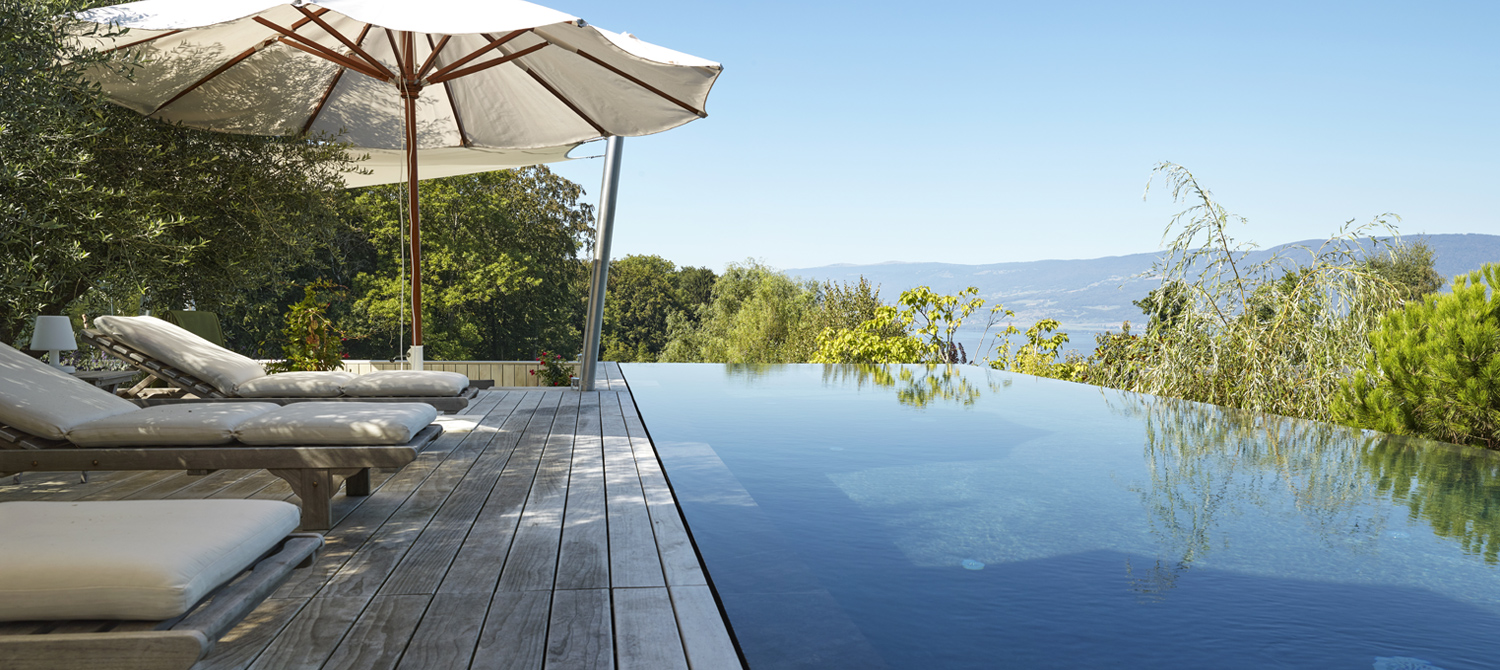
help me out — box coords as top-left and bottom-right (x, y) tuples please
(602, 255), (683, 362)
(1360, 239), (1444, 305)
(1, 0), (353, 348)
(1337, 264), (1500, 449)
(340, 167), (593, 361)
(660, 260), (818, 363)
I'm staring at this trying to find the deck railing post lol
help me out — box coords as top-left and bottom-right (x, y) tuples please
(579, 136), (624, 392)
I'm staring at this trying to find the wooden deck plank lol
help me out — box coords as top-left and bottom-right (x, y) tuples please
(471, 591), (551, 670)
(378, 391), (533, 595)
(436, 392), (562, 596)
(602, 391), (666, 589)
(496, 393), (582, 592)
(393, 593), (488, 670)
(614, 587), (690, 670)
(192, 597), (307, 670)
(4, 379), (738, 670)
(555, 391), (610, 590)
(669, 585), (741, 670)
(615, 394), (706, 588)
(244, 596), (369, 670)
(320, 594), (431, 670)
(317, 408), (510, 599)
(544, 588), (613, 669)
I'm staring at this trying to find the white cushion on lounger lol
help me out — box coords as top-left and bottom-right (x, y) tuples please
(0, 499), (300, 621)
(234, 402), (437, 445)
(66, 403), (280, 447)
(342, 370), (469, 397)
(0, 342), (138, 441)
(237, 371), (356, 398)
(94, 315), (266, 396)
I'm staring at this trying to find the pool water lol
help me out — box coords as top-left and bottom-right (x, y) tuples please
(621, 363), (1500, 670)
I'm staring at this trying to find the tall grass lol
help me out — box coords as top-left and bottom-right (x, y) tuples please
(1089, 163), (1407, 422)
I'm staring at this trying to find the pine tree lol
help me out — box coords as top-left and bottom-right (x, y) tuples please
(1337, 264), (1500, 449)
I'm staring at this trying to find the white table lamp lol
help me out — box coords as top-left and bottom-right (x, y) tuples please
(31, 316), (78, 373)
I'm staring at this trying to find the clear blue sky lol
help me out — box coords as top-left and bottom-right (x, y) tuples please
(545, 0), (1500, 272)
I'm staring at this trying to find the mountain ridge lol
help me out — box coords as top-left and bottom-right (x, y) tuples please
(786, 233), (1500, 350)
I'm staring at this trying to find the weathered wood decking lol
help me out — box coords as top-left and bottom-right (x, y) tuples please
(0, 363), (741, 670)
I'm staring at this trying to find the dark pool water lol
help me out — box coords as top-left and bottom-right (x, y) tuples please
(621, 363), (1500, 670)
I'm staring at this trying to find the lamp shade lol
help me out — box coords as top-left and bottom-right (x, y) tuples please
(30, 316), (77, 351)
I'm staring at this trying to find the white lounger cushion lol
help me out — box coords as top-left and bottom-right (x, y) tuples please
(67, 403), (280, 447)
(0, 342), (138, 440)
(0, 500), (300, 621)
(237, 371), (356, 398)
(235, 402), (437, 445)
(342, 370), (469, 397)
(94, 315), (266, 396)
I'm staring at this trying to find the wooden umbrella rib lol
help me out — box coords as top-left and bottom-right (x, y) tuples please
(428, 42), (547, 84)
(275, 35), (385, 80)
(101, 29), (182, 54)
(521, 67), (607, 135)
(416, 35), (452, 80)
(255, 17), (386, 79)
(430, 35), (470, 147)
(574, 49), (706, 118)
(425, 30), (527, 82)
(384, 28), (405, 77)
(294, 5), (393, 79)
(300, 23), (371, 136)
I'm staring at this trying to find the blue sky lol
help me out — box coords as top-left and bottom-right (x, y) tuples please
(545, 0), (1500, 272)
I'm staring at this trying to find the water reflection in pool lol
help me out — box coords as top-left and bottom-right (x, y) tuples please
(624, 363), (1500, 670)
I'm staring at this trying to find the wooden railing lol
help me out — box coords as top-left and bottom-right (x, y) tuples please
(339, 360), (579, 387)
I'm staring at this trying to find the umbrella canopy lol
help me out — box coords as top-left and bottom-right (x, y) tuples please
(71, 0), (721, 363)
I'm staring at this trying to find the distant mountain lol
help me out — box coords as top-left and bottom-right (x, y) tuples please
(787, 233), (1500, 354)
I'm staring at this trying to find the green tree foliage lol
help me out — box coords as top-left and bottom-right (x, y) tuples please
(1361, 240), (1444, 305)
(1337, 265), (1500, 449)
(600, 255), (716, 362)
(338, 168), (593, 361)
(660, 260), (819, 363)
(268, 280), (346, 373)
(1, 0), (353, 348)
(1083, 163), (1406, 421)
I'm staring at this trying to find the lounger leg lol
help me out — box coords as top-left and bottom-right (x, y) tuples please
(346, 468), (372, 497)
(269, 469), (335, 531)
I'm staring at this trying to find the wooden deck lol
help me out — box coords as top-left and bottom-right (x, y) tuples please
(0, 363), (742, 670)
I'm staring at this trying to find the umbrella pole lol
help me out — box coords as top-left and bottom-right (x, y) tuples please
(404, 88), (424, 371)
(579, 136), (624, 392)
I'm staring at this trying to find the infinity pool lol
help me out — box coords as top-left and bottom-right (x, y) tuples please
(622, 363), (1500, 670)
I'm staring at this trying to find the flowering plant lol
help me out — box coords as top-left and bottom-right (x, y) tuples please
(530, 351), (572, 387)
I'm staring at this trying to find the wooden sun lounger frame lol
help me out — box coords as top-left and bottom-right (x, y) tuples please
(0, 423), (442, 530)
(79, 329), (481, 413)
(0, 531), (322, 670)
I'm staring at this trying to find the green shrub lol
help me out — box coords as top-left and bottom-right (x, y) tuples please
(1337, 264), (1500, 449)
(268, 280), (346, 373)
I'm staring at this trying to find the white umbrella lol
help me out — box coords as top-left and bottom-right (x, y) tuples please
(71, 0), (721, 382)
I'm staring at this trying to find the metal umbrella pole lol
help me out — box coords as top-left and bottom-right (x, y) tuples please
(579, 135), (623, 392)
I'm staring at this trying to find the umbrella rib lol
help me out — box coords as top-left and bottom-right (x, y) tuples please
(425, 30), (528, 82)
(571, 49), (707, 118)
(147, 9), (338, 116)
(294, 5), (393, 80)
(519, 67), (608, 135)
(416, 35), (452, 80)
(384, 28), (404, 77)
(102, 30), (182, 54)
(428, 43), (547, 84)
(255, 17), (386, 79)
(429, 35), (470, 148)
(301, 23), (373, 136)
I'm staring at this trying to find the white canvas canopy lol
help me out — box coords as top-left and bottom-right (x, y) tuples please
(71, 0), (721, 380)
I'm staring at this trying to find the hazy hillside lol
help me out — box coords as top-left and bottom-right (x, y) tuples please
(787, 233), (1500, 354)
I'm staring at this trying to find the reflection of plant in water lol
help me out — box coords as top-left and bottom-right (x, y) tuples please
(1359, 435), (1500, 564)
(821, 364), (1005, 409)
(1112, 394), (1390, 592)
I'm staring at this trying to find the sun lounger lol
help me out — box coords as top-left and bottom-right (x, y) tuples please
(0, 342), (441, 529)
(84, 315), (481, 412)
(0, 499), (322, 669)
